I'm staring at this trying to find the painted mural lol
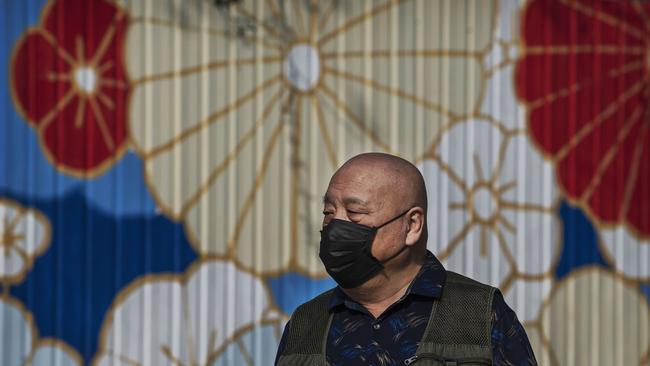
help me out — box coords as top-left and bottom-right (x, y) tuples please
(1, 0), (649, 365)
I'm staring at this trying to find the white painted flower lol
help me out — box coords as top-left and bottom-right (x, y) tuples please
(0, 199), (51, 284)
(0, 296), (81, 366)
(534, 268), (650, 366)
(93, 259), (285, 366)
(420, 117), (560, 323)
(124, 0), (497, 275)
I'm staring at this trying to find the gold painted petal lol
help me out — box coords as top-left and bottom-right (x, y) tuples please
(136, 77), (284, 217)
(181, 87), (287, 267)
(320, 57), (456, 158)
(540, 268), (650, 366)
(319, 0), (495, 53)
(128, 49), (282, 155)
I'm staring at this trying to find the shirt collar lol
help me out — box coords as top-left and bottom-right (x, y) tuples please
(328, 250), (447, 311)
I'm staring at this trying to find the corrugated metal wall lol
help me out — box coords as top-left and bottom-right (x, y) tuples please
(1, 0), (649, 364)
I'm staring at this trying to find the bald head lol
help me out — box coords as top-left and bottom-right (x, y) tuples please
(333, 153), (428, 213)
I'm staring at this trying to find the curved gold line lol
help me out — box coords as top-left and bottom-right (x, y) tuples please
(179, 88), (286, 218)
(318, 0), (409, 46)
(145, 74), (282, 159)
(579, 106), (643, 203)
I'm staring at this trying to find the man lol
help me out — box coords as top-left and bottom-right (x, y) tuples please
(275, 153), (537, 365)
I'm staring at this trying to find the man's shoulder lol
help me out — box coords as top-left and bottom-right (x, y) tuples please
(292, 288), (337, 315)
(445, 270), (498, 292)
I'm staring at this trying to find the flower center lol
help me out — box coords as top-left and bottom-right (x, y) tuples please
(284, 43), (320, 92)
(74, 66), (97, 94)
(469, 186), (499, 222)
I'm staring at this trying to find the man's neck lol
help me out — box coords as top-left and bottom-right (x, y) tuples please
(341, 260), (423, 319)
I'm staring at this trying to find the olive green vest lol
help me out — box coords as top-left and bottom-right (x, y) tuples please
(276, 271), (496, 366)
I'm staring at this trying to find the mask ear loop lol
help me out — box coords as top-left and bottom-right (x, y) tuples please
(375, 207), (413, 229)
(374, 207), (414, 264)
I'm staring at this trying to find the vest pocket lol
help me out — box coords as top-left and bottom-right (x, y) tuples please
(404, 353), (492, 365)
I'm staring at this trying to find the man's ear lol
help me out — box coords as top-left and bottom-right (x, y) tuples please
(405, 207), (425, 246)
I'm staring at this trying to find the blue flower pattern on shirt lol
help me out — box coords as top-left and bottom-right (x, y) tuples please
(276, 251), (537, 365)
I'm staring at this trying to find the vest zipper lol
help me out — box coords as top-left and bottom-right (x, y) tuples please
(404, 354), (491, 365)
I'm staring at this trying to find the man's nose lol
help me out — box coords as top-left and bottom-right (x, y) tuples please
(333, 209), (350, 221)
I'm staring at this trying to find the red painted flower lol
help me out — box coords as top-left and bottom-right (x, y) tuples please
(516, 0), (650, 236)
(10, 0), (129, 177)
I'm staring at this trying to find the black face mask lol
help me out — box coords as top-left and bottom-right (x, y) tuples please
(319, 208), (411, 289)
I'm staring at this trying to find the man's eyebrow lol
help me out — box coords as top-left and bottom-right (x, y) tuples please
(342, 197), (368, 206)
(322, 195), (369, 206)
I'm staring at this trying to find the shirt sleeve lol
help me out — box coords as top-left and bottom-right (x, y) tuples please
(274, 321), (290, 366)
(490, 290), (538, 366)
